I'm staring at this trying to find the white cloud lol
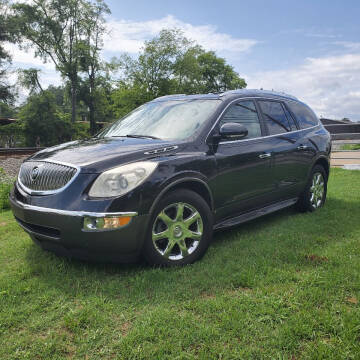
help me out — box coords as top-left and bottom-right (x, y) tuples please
(4, 43), (55, 70)
(246, 53), (360, 121)
(104, 15), (258, 55)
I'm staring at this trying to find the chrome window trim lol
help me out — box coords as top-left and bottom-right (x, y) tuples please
(205, 96), (321, 145)
(17, 159), (81, 196)
(219, 124), (321, 145)
(11, 198), (138, 218)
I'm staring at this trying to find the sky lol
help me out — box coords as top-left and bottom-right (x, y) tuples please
(6, 0), (360, 120)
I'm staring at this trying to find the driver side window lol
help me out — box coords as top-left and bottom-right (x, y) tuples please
(220, 100), (262, 140)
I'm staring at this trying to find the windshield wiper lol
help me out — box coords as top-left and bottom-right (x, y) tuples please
(125, 134), (161, 140)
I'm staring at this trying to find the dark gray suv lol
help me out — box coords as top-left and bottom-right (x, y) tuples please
(10, 89), (331, 266)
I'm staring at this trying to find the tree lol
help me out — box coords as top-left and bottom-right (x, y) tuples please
(12, 0), (85, 123)
(19, 91), (73, 146)
(78, 0), (110, 134)
(0, 0), (15, 104)
(111, 82), (154, 119)
(17, 68), (43, 95)
(116, 29), (246, 101)
(194, 51), (246, 93)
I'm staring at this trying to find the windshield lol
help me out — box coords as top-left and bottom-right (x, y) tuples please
(99, 99), (221, 140)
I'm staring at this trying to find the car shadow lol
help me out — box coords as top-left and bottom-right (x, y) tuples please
(24, 196), (360, 307)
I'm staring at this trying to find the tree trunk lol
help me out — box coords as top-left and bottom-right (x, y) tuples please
(71, 79), (77, 123)
(89, 76), (96, 135)
(89, 99), (96, 135)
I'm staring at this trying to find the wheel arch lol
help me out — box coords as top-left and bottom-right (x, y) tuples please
(313, 156), (330, 179)
(149, 177), (214, 216)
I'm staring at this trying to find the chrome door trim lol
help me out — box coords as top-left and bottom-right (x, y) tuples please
(219, 125), (320, 145)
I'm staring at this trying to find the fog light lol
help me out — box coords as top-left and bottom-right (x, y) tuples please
(83, 215), (132, 231)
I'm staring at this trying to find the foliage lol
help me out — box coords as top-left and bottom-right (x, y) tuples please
(0, 122), (25, 147)
(72, 121), (90, 139)
(0, 181), (12, 210)
(77, 0), (110, 134)
(18, 90), (73, 147)
(0, 169), (360, 358)
(115, 29), (246, 102)
(0, 101), (17, 118)
(13, 0), (98, 123)
(17, 68), (43, 95)
(0, 167), (14, 210)
(110, 82), (154, 119)
(0, 0), (16, 103)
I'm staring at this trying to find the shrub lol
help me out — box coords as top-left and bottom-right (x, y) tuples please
(0, 168), (14, 211)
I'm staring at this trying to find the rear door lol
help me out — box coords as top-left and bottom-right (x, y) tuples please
(256, 99), (309, 198)
(212, 99), (277, 220)
(285, 100), (319, 183)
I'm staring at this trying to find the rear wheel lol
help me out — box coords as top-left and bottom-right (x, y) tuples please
(143, 189), (213, 266)
(297, 165), (327, 212)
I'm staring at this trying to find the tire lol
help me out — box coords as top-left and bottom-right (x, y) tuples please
(296, 164), (328, 212)
(142, 189), (213, 266)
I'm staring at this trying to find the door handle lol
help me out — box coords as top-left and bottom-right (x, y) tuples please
(259, 153), (272, 159)
(297, 145), (308, 150)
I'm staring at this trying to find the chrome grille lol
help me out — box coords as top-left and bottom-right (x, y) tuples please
(18, 161), (78, 193)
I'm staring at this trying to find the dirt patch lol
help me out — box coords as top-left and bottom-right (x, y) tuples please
(305, 254), (329, 263)
(346, 297), (358, 305)
(120, 321), (131, 336)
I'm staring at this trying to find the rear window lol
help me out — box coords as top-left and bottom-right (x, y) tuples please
(258, 100), (291, 135)
(286, 101), (319, 129)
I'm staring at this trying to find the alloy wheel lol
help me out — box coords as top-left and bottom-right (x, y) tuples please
(309, 172), (325, 209)
(152, 202), (203, 261)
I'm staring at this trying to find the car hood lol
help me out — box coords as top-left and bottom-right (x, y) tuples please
(28, 137), (179, 173)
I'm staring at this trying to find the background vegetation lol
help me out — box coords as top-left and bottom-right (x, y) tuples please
(0, 0), (246, 147)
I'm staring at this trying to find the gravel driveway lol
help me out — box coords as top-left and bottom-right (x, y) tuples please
(0, 156), (27, 178)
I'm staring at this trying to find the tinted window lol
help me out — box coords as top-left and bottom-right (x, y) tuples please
(259, 101), (291, 135)
(220, 100), (261, 139)
(283, 104), (298, 131)
(286, 101), (319, 129)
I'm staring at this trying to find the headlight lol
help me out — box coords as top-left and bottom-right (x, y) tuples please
(89, 161), (158, 198)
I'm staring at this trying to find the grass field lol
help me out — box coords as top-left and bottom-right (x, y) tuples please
(1, 168), (360, 359)
(339, 144), (360, 151)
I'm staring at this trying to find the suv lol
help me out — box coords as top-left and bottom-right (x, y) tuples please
(10, 89), (331, 266)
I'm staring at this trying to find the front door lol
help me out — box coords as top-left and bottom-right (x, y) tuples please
(212, 99), (276, 220)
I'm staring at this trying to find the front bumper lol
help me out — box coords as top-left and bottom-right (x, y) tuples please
(9, 191), (149, 262)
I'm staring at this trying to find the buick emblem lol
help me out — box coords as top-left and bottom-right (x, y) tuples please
(31, 166), (40, 181)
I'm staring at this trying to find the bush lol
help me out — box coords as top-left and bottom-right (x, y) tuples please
(19, 91), (74, 147)
(72, 122), (90, 140)
(0, 168), (14, 211)
(0, 182), (12, 210)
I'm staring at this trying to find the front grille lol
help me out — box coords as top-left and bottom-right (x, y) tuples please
(18, 161), (78, 193)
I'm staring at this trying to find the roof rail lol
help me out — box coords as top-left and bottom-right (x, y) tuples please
(220, 89), (298, 100)
(154, 94), (187, 100)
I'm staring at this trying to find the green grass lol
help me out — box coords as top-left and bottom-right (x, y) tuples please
(339, 144), (360, 150)
(1, 168), (360, 359)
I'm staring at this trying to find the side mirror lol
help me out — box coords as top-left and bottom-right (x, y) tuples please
(219, 122), (248, 139)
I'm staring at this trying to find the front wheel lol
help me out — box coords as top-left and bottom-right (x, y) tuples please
(296, 165), (328, 212)
(142, 189), (213, 266)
